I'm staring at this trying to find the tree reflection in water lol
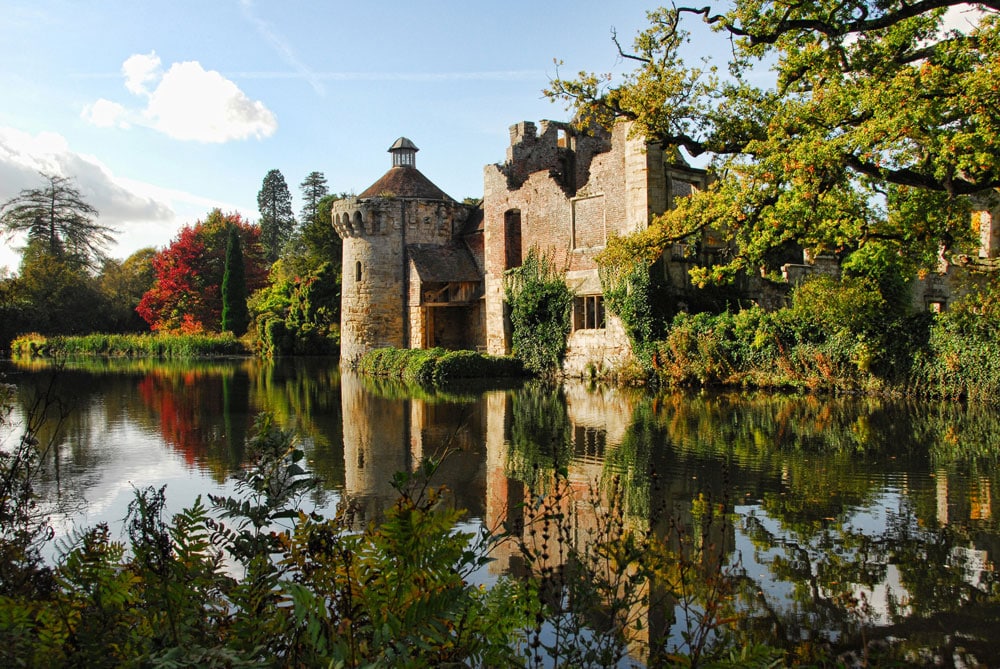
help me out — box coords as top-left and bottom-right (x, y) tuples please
(3, 359), (998, 663)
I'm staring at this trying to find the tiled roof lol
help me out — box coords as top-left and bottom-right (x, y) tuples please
(358, 166), (453, 201)
(409, 243), (482, 282)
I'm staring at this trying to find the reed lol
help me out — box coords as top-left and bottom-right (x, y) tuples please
(9, 332), (249, 359)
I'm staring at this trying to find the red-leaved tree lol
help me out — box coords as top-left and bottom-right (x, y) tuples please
(138, 209), (268, 333)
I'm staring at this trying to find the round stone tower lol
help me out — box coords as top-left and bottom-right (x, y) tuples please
(332, 138), (471, 364)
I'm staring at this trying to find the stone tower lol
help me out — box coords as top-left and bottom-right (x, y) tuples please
(332, 138), (477, 364)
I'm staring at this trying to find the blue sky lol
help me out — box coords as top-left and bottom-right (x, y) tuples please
(0, 0), (684, 272)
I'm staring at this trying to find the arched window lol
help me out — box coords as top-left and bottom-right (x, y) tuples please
(355, 261), (362, 282)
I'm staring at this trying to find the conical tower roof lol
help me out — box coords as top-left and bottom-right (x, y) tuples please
(357, 137), (454, 201)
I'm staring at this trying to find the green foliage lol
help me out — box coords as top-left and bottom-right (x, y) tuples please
(0, 383), (54, 601)
(281, 460), (529, 667)
(358, 346), (526, 386)
(504, 249), (573, 374)
(298, 171), (329, 231)
(97, 248), (157, 333)
(601, 256), (675, 363)
(645, 270), (941, 392)
(221, 225), (250, 336)
(548, 0), (993, 282)
(12, 241), (109, 336)
(0, 412), (535, 667)
(9, 332), (248, 359)
(0, 173), (114, 271)
(911, 278), (1000, 401)
(251, 262), (341, 357)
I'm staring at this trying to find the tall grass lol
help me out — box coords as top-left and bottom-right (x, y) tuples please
(10, 332), (248, 359)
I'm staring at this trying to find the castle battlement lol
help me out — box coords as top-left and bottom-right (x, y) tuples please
(331, 198), (388, 238)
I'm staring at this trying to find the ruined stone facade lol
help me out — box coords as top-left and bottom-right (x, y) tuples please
(335, 120), (996, 373)
(334, 121), (714, 374)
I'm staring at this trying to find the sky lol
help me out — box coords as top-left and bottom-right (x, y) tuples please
(0, 0), (687, 273)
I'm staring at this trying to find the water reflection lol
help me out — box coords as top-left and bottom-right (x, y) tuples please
(1, 359), (998, 660)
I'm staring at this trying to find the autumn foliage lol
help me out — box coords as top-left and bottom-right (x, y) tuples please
(137, 210), (268, 333)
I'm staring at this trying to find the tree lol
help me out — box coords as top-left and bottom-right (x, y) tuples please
(299, 171), (329, 229)
(98, 248), (157, 332)
(13, 240), (106, 335)
(138, 210), (267, 333)
(547, 1), (1000, 284)
(221, 225), (250, 336)
(0, 173), (115, 270)
(257, 169), (295, 263)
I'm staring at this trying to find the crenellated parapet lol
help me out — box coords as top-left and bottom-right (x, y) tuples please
(331, 197), (391, 238)
(331, 196), (474, 243)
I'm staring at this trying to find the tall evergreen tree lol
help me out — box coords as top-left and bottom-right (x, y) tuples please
(221, 225), (250, 336)
(257, 169), (295, 263)
(299, 171), (329, 228)
(0, 173), (114, 270)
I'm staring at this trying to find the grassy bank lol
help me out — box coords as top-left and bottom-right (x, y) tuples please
(10, 332), (249, 359)
(357, 346), (527, 385)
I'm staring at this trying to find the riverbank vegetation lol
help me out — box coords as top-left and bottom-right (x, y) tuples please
(358, 346), (526, 386)
(9, 332), (248, 359)
(601, 267), (1000, 401)
(1, 171), (342, 359)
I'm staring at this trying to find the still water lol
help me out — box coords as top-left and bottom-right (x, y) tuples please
(2, 357), (998, 659)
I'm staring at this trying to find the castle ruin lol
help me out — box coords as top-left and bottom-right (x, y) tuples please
(333, 120), (999, 373)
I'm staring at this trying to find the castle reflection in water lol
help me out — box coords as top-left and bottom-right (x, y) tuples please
(4, 359), (997, 660)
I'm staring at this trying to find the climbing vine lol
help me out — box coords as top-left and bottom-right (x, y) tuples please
(503, 249), (573, 374)
(599, 253), (674, 364)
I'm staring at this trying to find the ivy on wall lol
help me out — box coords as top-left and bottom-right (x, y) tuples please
(503, 248), (573, 375)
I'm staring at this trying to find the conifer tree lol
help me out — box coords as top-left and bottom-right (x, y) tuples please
(257, 169), (295, 263)
(0, 173), (114, 270)
(299, 171), (329, 228)
(221, 224), (249, 336)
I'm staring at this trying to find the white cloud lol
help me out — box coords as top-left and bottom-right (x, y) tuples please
(81, 98), (129, 128)
(82, 53), (278, 143)
(0, 127), (180, 270)
(122, 51), (162, 96)
(145, 61), (277, 142)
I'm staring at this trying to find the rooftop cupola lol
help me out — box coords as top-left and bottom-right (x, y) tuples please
(389, 137), (418, 167)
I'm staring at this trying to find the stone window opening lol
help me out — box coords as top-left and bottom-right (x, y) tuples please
(504, 209), (522, 270)
(573, 295), (605, 330)
(355, 261), (362, 282)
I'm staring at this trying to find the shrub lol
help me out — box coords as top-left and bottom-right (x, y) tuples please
(358, 347), (527, 386)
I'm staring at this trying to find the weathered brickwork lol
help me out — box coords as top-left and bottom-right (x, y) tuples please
(481, 119), (710, 374)
(335, 123), (1000, 373)
(335, 122), (714, 374)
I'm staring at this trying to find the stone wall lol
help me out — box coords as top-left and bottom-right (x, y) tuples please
(333, 194), (475, 362)
(333, 198), (407, 364)
(482, 119), (679, 372)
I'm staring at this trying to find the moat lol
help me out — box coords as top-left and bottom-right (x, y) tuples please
(2, 357), (998, 661)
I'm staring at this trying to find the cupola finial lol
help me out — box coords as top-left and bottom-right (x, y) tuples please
(389, 137), (418, 168)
